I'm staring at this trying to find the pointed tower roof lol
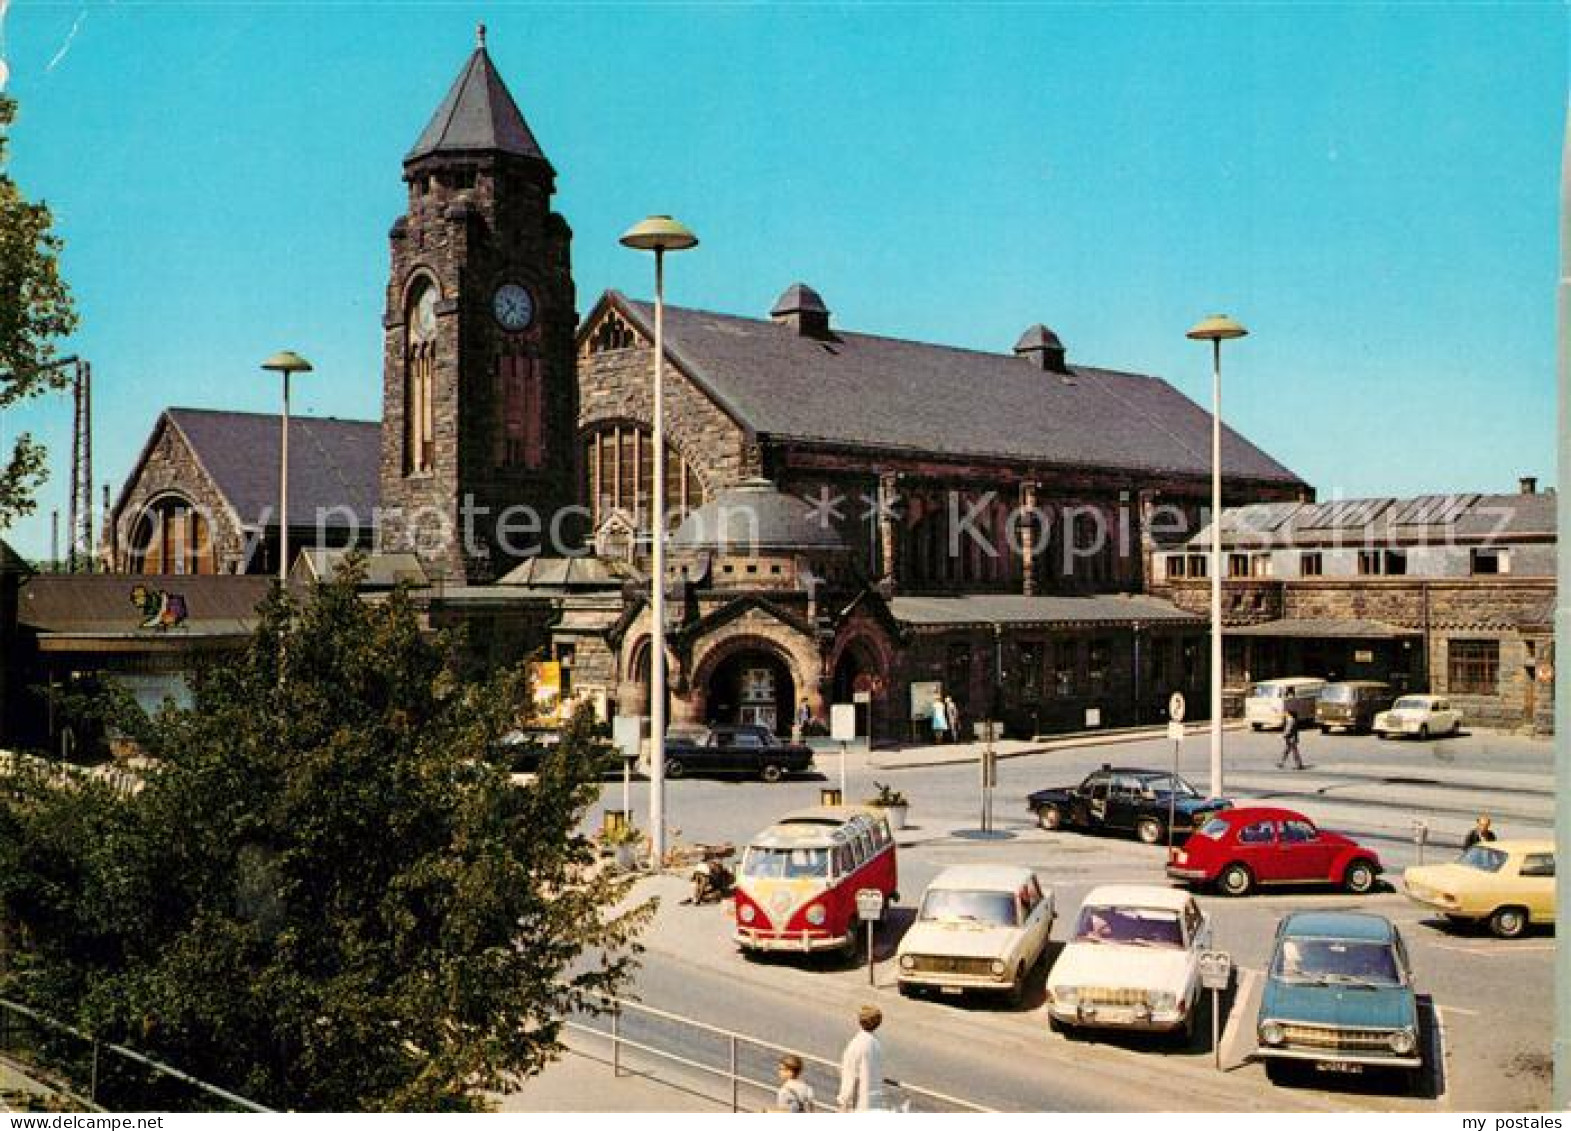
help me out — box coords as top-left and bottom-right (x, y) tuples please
(406, 25), (551, 168)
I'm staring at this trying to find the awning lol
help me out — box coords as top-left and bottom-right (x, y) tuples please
(1225, 618), (1417, 640)
(889, 593), (1205, 630)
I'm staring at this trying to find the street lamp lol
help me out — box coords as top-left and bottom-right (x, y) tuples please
(620, 214), (698, 867)
(260, 350), (313, 584)
(1186, 314), (1248, 799)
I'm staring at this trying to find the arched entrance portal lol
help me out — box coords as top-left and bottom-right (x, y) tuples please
(832, 640), (882, 741)
(705, 649), (796, 737)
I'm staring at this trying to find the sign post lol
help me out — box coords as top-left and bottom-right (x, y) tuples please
(831, 703), (857, 798)
(1167, 693), (1187, 852)
(1411, 817), (1430, 866)
(612, 715), (645, 820)
(856, 888), (885, 987)
(975, 720), (1000, 832)
(1198, 949), (1232, 1070)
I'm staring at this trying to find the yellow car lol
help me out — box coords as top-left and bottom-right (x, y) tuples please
(1403, 839), (1555, 938)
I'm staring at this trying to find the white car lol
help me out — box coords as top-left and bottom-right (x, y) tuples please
(1373, 694), (1462, 740)
(1046, 885), (1210, 1037)
(896, 866), (1054, 1004)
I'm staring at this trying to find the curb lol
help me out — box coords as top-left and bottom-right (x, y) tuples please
(871, 722), (1250, 771)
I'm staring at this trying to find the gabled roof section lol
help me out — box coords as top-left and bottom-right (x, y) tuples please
(164, 408), (381, 530)
(406, 32), (550, 168)
(605, 293), (1304, 484)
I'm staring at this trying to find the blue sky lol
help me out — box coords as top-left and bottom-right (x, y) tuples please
(2, 2), (1565, 559)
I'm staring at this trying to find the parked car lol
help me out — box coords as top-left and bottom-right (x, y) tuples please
(1045, 885), (1209, 1038)
(1027, 766), (1232, 845)
(1244, 678), (1326, 730)
(1315, 681), (1394, 734)
(1166, 806), (1382, 897)
(1373, 694), (1461, 740)
(658, 724), (814, 782)
(1402, 839), (1555, 938)
(496, 726), (617, 774)
(1255, 911), (1423, 1090)
(896, 865), (1055, 1004)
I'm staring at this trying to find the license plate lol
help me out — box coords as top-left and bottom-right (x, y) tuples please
(1316, 1061), (1364, 1075)
(940, 986), (964, 996)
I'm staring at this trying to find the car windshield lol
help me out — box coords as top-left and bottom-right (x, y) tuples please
(1136, 772), (1199, 798)
(1321, 685), (1355, 703)
(1250, 685), (1284, 699)
(1196, 817), (1231, 839)
(1458, 845), (1508, 873)
(920, 889), (1019, 927)
(1393, 697), (1429, 711)
(741, 847), (829, 880)
(1274, 938), (1403, 987)
(1073, 905), (1184, 948)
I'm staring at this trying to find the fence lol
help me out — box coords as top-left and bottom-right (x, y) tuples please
(564, 992), (995, 1114)
(0, 998), (273, 1113)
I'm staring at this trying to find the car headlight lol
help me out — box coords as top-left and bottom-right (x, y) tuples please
(1259, 1021), (1285, 1046)
(805, 903), (827, 926)
(899, 954), (915, 970)
(990, 959), (1007, 978)
(739, 903), (756, 924)
(1389, 1028), (1417, 1056)
(1148, 991), (1177, 1013)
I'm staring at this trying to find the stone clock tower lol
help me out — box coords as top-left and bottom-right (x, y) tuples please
(378, 26), (578, 583)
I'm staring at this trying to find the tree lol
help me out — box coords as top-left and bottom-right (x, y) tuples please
(0, 569), (653, 1111)
(0, 93), (77, 530)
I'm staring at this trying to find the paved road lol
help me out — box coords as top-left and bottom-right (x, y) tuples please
(580, 727), (1553, 1111)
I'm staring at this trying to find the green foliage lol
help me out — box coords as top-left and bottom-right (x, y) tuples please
(865, 781), (908, 808)
(0, 569), (653, 1111)
(0, 93), (78, 530)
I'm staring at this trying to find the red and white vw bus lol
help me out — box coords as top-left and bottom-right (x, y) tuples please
(733, 806), (899, 955)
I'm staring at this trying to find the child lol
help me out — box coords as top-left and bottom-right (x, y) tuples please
(775, 1053), (815, 1112)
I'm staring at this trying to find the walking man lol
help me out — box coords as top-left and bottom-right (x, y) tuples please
(836, 1005), (886, 1112)
(1278, 710), (1304, 769)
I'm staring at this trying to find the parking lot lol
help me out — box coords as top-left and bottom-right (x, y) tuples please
(589, 725), (1553, 1111)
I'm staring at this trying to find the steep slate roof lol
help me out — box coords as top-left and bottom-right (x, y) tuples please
(406, 36), (549, 166)
(165, 409), (381, 530)
(612, 294), (1303, 484)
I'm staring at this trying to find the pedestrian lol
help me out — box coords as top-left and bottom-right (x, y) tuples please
(1463, 814), (1497, 850)
(775, 1054), (815, 1112)
(836, 1005), (886, 1112)
(944, 694), (962, 744)
(793, 697), (811, 742)
(929, 692), (949, 745)
(1278, 710), (1304, 769)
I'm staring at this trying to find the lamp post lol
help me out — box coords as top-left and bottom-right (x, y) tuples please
(619, 215), (698, 867)
(1186, 314), (1247, 799)
(260, 351), (313, 584)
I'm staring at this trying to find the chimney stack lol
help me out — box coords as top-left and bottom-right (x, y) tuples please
(1014, 324), (1070, 377)
(770, 283), (831, 339)
(1521, 475), (1539, 495)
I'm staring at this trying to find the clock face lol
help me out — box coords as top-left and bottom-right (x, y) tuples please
(493, 282), (535, 332)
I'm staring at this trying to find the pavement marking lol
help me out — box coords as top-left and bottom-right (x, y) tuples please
(1433, 943), (1555, 956)
(1432, 1003), (1479, 1017)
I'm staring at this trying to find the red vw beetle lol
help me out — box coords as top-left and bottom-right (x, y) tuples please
(1165, 806), (1381, 897)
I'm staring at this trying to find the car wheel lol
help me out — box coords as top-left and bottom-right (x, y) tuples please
(1047, 1013), (1065, 1035)
(664, 758), (686, 780)
(1219, 863), (1254, 897)
(1401, 1066), (1427, 1097)
(1419, 723), (1430, 739)
(897, 980), (918, 999)
(1037, 804), (1064, 831)
(759, 762), (784, 784)
(1135, 817), (1164, 846)
(1490, 906), (1530, 939)
(1343, 859), (1377, 894)
(1008, 965), (1027, 1007)
(1250, 723), (1262, 732)
(1264, 1059), (1295, 1086)
(1377, 731), (1390, 740)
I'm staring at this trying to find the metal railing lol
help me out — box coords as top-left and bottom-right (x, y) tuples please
(564, 992), (995, 1113)
(0, 998), (273, 1113)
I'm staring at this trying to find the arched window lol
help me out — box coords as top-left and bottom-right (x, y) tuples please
(404, 281), (437, 476)
(583, 423), (706, 532)
(127, 496), (214, 575)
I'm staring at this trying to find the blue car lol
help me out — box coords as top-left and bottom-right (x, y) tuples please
(1256, 911), (1424, 1091)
